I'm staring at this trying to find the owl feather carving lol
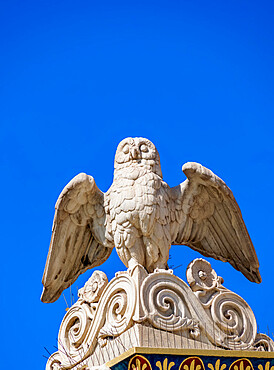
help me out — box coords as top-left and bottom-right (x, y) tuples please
(41, 137), (261, 303)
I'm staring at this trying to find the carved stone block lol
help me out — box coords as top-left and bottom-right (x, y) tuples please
(46, 259), (273, 370)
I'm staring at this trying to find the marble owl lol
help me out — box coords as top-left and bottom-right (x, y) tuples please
(41, 137), (261, 303)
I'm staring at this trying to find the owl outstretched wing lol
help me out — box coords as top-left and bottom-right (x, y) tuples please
(41, 173), (113, 303)
(169, 162), (261, 283)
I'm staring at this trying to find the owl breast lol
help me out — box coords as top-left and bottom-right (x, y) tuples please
(105, 165), (167, 250)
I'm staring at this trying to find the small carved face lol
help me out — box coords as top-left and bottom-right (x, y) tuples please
(115, 137), (157, 165)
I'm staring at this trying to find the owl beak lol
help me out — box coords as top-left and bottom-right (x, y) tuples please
(130, 147), (140, 160)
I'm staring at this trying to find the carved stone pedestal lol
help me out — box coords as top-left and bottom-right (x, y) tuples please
(46, 259), (273, 370)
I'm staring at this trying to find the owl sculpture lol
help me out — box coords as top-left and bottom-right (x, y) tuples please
(41, 137), (261, 303)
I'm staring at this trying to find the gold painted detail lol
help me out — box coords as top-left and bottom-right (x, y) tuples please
(128, 355), (152, 370)
(179, 356), (206, 370)
(208, 359), (227, 370)
(156, 358), (175, 370)
(112, 349), (274, 370)
(229, 359), (254, 370)
(258, 362), (274, 370)
(106, 346), (274, 367)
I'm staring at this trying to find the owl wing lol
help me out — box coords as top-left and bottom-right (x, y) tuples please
(41, 173), (113, 303)
(169, 162), (261, 283)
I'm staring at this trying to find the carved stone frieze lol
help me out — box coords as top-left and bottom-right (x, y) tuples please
(46, 260), (273, 370)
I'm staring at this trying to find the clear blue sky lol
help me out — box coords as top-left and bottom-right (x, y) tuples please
(1, 1), (273, 368)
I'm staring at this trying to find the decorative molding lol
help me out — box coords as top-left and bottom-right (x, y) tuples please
(53, 270), (137, 368)
(186, 259), (257, 350)
(46, 260), (273, 369)
(140, 269), (200, 338)
(78, 271), (109, 304)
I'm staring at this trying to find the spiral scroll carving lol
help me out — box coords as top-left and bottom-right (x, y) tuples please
(56, 271), (137, 368)
(46, 352), (62, 370)
(58, 302), (94, 366)
(253, 333), (274, 352)
(211, 291), (257, 349)
(47, 260), (273, 369)
(187, 259), (257, 350)
(98, 273), (136, 345)
(140, 270), (200, 338)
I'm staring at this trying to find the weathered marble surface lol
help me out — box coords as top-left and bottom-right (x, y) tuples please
(46, 260), (273, 370)
(41, 137), (261, 304)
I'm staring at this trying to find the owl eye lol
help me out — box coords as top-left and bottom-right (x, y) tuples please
(140, 144), (148, 152)
(122, 144), (129, 154)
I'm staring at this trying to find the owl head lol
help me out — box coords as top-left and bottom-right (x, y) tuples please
(114, 137), (162, 177)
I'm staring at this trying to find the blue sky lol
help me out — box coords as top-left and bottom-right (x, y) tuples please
(1, 1), (274, 368)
